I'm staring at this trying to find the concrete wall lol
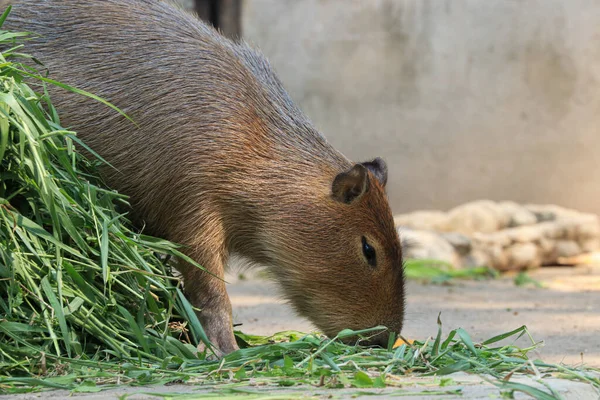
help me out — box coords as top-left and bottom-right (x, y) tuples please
(241, 0), (600, 215)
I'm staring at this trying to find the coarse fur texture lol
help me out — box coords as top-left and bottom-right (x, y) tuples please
(2, 0), (405, 354)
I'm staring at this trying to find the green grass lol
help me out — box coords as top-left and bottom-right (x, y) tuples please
(404, 259), (498, 283)
(514, 271), (545, 288)
(2, 320), (599, 398)
(0, 4), (212, 376)
(0, 9), (598, 399)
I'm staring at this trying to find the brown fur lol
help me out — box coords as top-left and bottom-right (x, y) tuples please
(2, 0), (405, 353)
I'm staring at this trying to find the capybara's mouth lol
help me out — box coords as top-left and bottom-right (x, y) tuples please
(338, 329), (392, 349)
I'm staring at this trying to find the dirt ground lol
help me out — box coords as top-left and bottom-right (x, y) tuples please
(228, 264), (600, 368)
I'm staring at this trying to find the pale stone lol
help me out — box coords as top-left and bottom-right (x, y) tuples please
(537, 238), (557, 264)
(393, 201), (600, 270)
(485, 244), (510, 271)
(394, 211), (449, 231)
(506, 243), (541, 270)
(524, 204), (587, 221)
(536, 237), (554, 253)
(399, 229), (459, 266)
(499, 201), (537, 227)
(440, 232), (472, 255)
(576, 217), (600, 238)
(580, 239), (600, 253)
(505, 225), (543, 243)
(472, 231), (512, 247)
(446, 200), (504, 234)
(554, 241), (581, 258)
(544, 222), (570, 240)
(461, 249), (491, 268)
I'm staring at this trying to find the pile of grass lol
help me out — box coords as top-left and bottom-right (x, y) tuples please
(0, 7), (211, 377)
(0, 11), (598, 399)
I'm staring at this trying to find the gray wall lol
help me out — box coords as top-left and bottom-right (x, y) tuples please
(241, 0), (600, 215)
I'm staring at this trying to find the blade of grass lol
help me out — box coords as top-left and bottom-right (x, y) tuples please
(40, 276), (71, 357)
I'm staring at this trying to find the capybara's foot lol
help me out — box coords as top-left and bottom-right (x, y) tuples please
(198, 307), (239, 357)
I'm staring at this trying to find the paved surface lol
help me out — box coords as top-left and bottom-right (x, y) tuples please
(6, 265), (600, 399)
(9, 373), (599, 399)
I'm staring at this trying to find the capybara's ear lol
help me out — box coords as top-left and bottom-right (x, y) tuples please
(332, 164), (369, 204)
(361, 157), (388, 187)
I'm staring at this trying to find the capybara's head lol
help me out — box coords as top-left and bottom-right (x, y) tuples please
(268, 157), (404, 347)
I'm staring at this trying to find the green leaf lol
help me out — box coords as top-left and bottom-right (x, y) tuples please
(456, 328), (478, 355)
(482, 325), (528, 345)
(373, 375), (386, 388)
(100, 218), (109, 286)
(494, 381), (557, 400)
(117, 305), (150, 354)
(175, 288), (212, 350)
(432, 312), (442, 357)
(233, 368), (247, 380)
(0, 5), (13, 28)
(283, 354), (294, 372)
(425, 360), (471, 376)
(14, 213), (82, 257)
(71, 380), (102, 393)
(40, 276), (71, 357)
(353, 371), (374, 388)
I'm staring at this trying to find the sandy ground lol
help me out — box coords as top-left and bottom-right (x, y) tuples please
(7, 265), (600, 399)
(229, 264), (600, 368)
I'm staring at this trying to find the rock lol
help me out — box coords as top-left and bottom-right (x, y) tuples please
(399, 228), (459, 266)
(554, 240), (581, 258)
(394, 201), (600, 271)
(542, 221), (571, 240)
(576, 216), (600, 238)
(446, 200), (505, 234)
(394, 211), (449, 231)
(537, 238), (556, 264)
(472, 230), (512, 247)
(506, 225), (543, 243)
(440, 232), (472, 255)
(524, 204), (588, 222)
(525, 208), (556, 223)
(485, 244), (510, 270)
(506, 243), (541, 270)
(461, 249), (491, 268)
(580, 238), (600, 253)
(499, 201), (537, 227)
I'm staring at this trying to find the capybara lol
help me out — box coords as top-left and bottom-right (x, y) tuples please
(2, 0), (405, 354)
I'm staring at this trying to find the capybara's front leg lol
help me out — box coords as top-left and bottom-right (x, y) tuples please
(178, 251), (238, 356)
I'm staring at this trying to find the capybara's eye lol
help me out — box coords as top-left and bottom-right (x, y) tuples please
(361, 236), (377, 267)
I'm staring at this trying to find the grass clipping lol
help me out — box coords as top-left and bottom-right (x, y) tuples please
(0, 16), (598, 399)
(0, 17), (211, 374)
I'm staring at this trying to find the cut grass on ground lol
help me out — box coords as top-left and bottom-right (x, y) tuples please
(404, 259), (498, 283)
(0, 10), (598, 400)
